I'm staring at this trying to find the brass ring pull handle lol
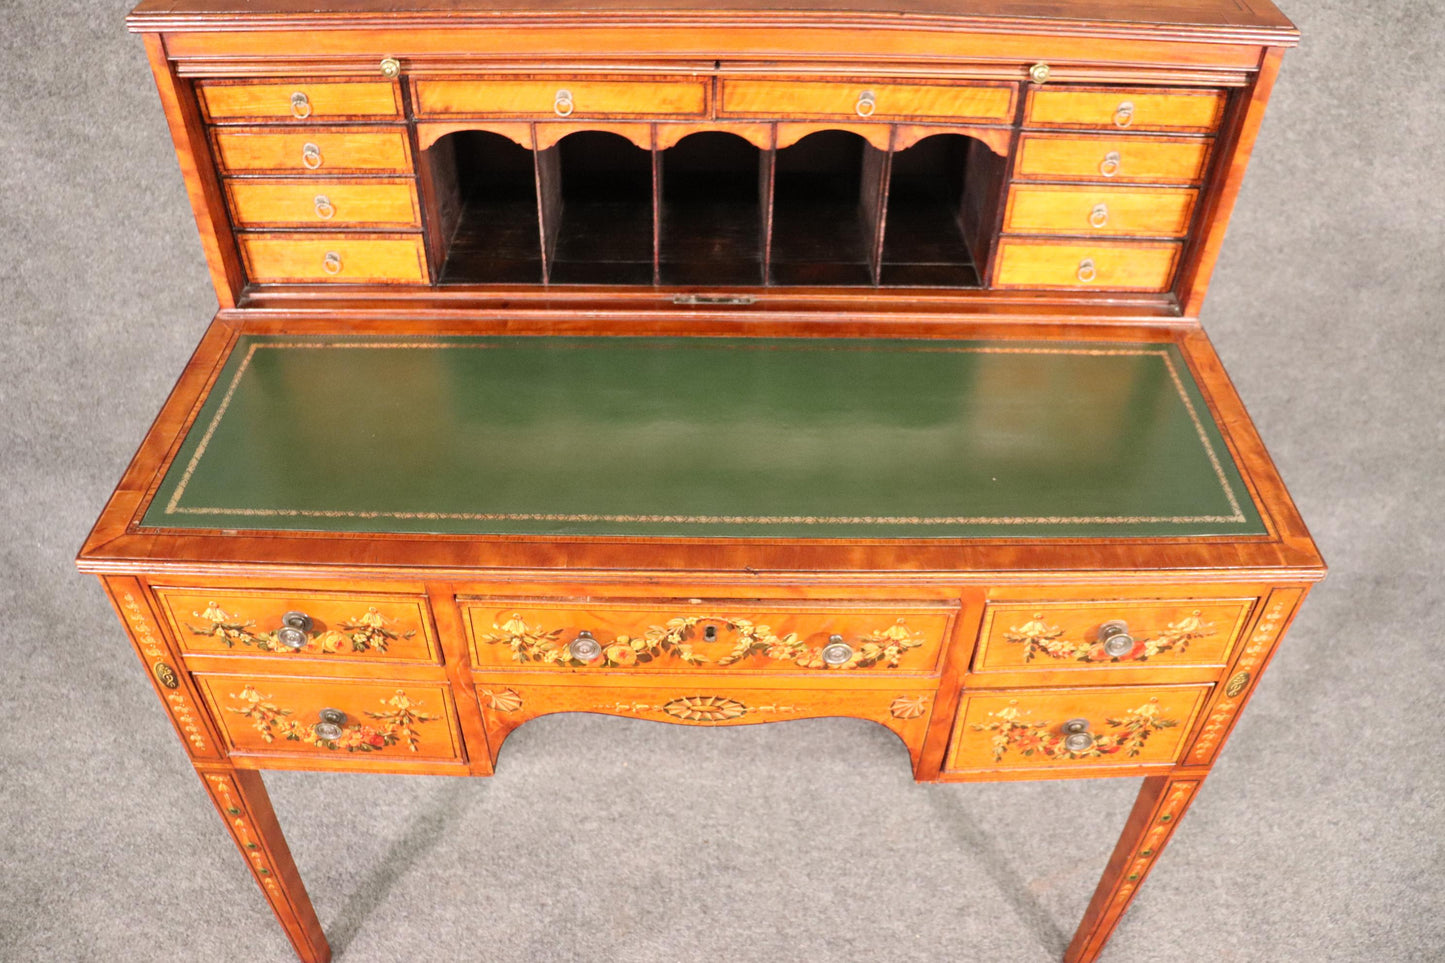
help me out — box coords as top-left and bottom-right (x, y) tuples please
(1061, 718), (1094, 753)
(820, 634), (855, 666)
(379, 57), (401, 79)
(1099, 151), (1121, 177)
(554, 89), (574, 117)
(313, 194), (335, 220)
(313, 708), (347, 741)
(275, 611), (313, 650)
(1113, 101), (1135, 128)
(855, 90), (877, 118)
(301, 142), (322, 170)
(1089, 203), (1109, 229)
(1076, 258), (1097, 283)
(322, 251), (342, 275)
(567, 630), (602, 662)
(290, 91), (311, 119)
(1098, 619), (1135, 658)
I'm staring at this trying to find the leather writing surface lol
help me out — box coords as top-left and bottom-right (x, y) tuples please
(141, 335), (1265, 538)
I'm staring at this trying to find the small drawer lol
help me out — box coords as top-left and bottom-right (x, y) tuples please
(198, 80), (403, 123)
(720, 79), (1015, 122)
(412, 78), (708, 118)
(1014, 133), (1212, 185)
(225, 178), (421, 229)
(462, 599), (955, 673)
(154, 587), (440, 664)
(197, 675), (462, 762)
(238, 233), (428, 284)
(973, 598), (1255, 674)
(212, 127), (412, 174)
(944, 684), (1209, 774)
(1002, 185), (1199, 238)
(1025, 87), (1227, 134)
(993, 238), (1181, 292)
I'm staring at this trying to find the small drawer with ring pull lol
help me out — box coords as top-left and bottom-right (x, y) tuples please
(211, 127), (413, 174)
(460, 597), (956, 673)
(411, 78), (709, 118)
(197, 80), (404, 123)
(992, 238), (1182, 291)
(223, 178), (422, 229)
(1002, 185), (1199, 238)
(194, 674), (463, 762)
(1014, 133), (1213, 185)
(719, 78), (1015, 122)
(237, 233), (429, 284)
(1024, 87), (1227, 134)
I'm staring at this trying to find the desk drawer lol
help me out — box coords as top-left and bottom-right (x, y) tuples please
(225, 178), (421, 229)
(719, 78), (1014, 122)
(412, 78), (708, 118)
(1025, 87), (1227, 134)
(462, 599), (954, 673)
(1014, 133), (1212, 185)
(213, 127), (412, 174)
(944, 684), (1209, 775)
(973, 598), (1254, 674)
(239, 233), (428, 283)
(154, 587), (440, 664)
(197, 675), (462, 761)
(993, 238), (1181, 291)
(199, 80), (403, 123)
(1002, 185), (1198, 238)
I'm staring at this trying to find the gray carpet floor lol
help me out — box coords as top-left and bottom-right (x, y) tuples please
(2, 1), (1442, 960)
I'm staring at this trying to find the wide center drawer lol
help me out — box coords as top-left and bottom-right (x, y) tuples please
(462, 599), (956, 673)
(412, 78), (709, 118)
(719, 78), (1015, 122)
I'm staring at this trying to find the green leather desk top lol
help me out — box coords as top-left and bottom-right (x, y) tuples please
(141, 335), (1265, 539)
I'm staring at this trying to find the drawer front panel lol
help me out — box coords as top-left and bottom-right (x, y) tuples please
(213, 128), (413, 174)
(413, 78), (708, 118)
(239, 234), (429, 283)
(1014, 134), (1212, 185)
(197, 675), (462, 761)
(1025, 88), (1227, 133)
(463, 600), (954, 673)
(225, 178), (421, 229)
(199, 80), (403, 122)
(945, 684), (1209, 774)
(720, 79), (1015, 122)
(1003, 185), (1198, 238)
(154, 588), (439, 664)
(973, 598), (1255, 674)
(993, 238), (1181, 291)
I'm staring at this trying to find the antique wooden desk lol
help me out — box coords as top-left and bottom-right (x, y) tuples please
(80, 0), (1323, 959)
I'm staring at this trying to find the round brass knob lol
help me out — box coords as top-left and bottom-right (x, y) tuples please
(1099, 620), (1135, 657)
(1076, 258), (1097, 283)
(567, 630), (602, 662)
(313, 194), (335, 220)
(301, 142), (322, 170)
(379, 57), (401, 79)
(1061, 718), (1094, 753)
(1099, 150), (1121, 177)
(1089, 203), (1109, 229)
(855, 90), (877, 118)
(1029, 62), (1051, 84)
(820, 634), (854, 666)
(313, 707), (347, 741)
(275, 611), (313, 650)
(554, 89), (574, 117)
(1113, 101), (1135, 128)
(290, 91), (311, 119)
(322, 251), (342, 275)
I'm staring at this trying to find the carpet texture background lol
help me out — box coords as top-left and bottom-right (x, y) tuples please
(2, 1), (1441, 960)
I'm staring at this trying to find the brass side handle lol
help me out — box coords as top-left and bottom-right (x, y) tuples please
(1061, 718), (1094, 753)
(1089, 203), (1109, 229)
(313, 194), (335, 220)
(855, 90), (877, 118)
(554, 89), (574, 117)
(289, 91), (311, 119)
(313, 708), (347, 741)
(820, 634), (854, 666)
(1098, 620), (1135, 657)
(1076, 258), (1097, 283)
(275, 611), (313, 650)
(1099, 150), (1122, 177)
(567, 630), (602, 662)
(322, 251), (342, 275)
(1113, 101), (1135, 128)
(301, 142), (322, 170)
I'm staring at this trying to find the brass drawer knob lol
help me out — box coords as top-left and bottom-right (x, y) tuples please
(1113, 101), (1135, 128)
(820, 634), (854, 666)
(313, 194), (335, 220)
(313, 707), (347, 741)
(567, 630), (602, 662)
(275, 611), (313, 650)
(322, 251), (342, 275)
(1098, 619), (1135, 657)
(1099, 150), (1122, 177)
(379, 57), (401, 79)
(554, 89), (574, 117)
(855, 90), (877, 118)
(290, 91), (311, 119)
(1061, 718), (1094, 753)
(301, 142), (322, 170)
(1089, 203), (1109, 229)
(1029, 62), (1051, 84)
(1076, 257), (1097, 283)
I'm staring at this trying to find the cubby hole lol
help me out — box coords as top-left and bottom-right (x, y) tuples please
(880, 134), (982, 288)
(769, 131), (883, 287)
(658, 132), (765, 286)
(434, 131), (543, 285)
(543, 131), (654, 285)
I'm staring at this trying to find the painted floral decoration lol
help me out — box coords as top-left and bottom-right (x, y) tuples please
(971, 698), (1179, 762)
(227, 686), (437, 752)
(1005, 611), (1216, 663)
(187, 603), (416, 655)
